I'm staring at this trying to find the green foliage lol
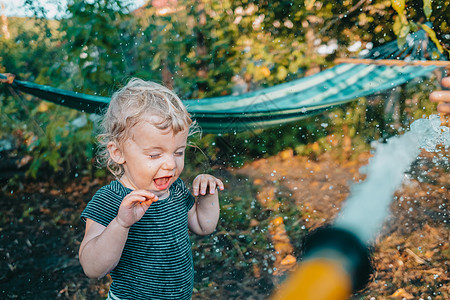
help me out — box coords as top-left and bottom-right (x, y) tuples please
(0, 15), (97, 178)
(26, 106), (97, 178)
(390, 0), (449, 55)
(0, 17), (62, 79)
(0, 0), (447, 181)
(58, 0), (137, 92)
(0, 88), (97, 179)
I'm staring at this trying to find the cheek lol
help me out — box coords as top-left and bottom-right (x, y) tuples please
(177, 157), (185, 171)
(137, 157), (156, 173)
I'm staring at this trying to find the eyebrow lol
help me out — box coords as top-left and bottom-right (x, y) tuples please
(143, 146), (162, 151)
(143, 145), (187, 151)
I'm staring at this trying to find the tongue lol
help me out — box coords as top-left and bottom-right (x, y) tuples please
(154, 177), (170, 187)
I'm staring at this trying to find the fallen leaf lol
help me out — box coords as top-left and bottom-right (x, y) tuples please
(250, 219), (259, 227)
(270, 216), (284, 227)
(279, 149), (294, 160)
(280, 254), (296, 266)
(274, 242), (293, 255)
(391, 288), (413, 299)
(253, 178), (263, 185)
(253, 264), (261, 278)
(405, 248), (426, 264)
(50, 189), (60, 196)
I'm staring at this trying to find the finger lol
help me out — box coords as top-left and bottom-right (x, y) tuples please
(123, 194), (148, 203)
(207, 180), (217, 194)
(210, 179), (224, 194)
(200, 178), (210, 195)
(430, 90), (450, 103)
(144, 193), (159, 202)
(437, 103), (450, 114)
(141, 193), (159, 205)
(193, 175), (204, 196)
(131, 190), (159, 201)
(216, 179), (225, 191)
(442, 77), (450, 89)
(193, 186), (199, 196)
(192, 181), (200, 196)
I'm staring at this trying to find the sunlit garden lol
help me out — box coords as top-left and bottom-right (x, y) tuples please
(1, 0), (449, 299)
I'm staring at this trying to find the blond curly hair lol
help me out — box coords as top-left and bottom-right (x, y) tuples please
(97, 78), (196, 177)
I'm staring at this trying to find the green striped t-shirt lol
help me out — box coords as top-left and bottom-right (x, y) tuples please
(81, 178), (195, 300)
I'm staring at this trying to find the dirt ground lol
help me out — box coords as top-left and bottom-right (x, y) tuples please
(1, 147), (448, 299)
(236, 148), (449, 299)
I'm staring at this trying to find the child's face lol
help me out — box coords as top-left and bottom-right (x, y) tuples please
(112, 116), (188, 199)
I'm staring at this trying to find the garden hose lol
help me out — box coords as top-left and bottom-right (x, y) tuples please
(272, 227), (372, 300)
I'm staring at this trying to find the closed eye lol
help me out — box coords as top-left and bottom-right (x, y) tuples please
(149, 154), (161, 159)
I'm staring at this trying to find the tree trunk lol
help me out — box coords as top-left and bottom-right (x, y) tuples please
(1, 2), (11, 39)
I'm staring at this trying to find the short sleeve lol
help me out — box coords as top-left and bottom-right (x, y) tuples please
(80, 185), (123, 227)
(175, 178), (195, 210)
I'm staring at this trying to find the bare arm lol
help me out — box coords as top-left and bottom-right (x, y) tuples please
(188, 174), (224, 235)
(79, 190), (158, 278)
(79, 218), (129, 278)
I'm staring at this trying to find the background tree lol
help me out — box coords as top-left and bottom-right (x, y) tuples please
(0, 0), (448, 178)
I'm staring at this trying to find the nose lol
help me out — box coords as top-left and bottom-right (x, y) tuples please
(162, 154), (176, 170)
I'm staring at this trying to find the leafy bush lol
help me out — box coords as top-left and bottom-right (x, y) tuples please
(0, 90), (98, 179)
(0, 1), (444, 182)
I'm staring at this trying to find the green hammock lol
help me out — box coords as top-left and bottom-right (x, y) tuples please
(1, 29), (448, 133)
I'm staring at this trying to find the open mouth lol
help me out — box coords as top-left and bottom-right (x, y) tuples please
(154, 176), (172, 190)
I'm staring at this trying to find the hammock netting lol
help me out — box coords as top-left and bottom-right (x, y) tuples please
(1, 29), (448, 133)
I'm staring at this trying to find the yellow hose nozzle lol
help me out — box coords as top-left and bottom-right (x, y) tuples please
(271, 227), (372, 300)
(272, 258), (352, 300)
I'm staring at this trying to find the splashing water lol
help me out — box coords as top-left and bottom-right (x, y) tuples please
(335, 114), (450, 244)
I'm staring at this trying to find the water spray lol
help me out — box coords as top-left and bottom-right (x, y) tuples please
(272, 114), (449, 300)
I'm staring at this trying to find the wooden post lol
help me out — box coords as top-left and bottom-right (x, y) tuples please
(334, 58), (450, 67)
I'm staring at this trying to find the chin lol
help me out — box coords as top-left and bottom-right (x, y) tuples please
(157, 191), (170, 200)
(151, 187), (169, 197)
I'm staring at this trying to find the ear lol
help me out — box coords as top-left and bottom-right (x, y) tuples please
(107, 141), (125, 164)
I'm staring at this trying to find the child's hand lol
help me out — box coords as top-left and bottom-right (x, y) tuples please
(192, 174), (224, 196)
(116, 190), (158, 228)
